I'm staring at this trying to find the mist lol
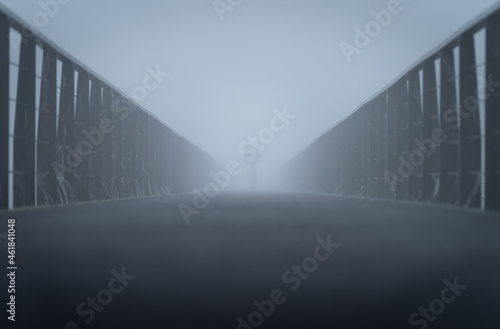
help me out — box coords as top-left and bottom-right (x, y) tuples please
(1, 0), (498, 192)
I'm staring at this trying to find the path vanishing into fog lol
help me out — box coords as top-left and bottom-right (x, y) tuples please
(2, 193), (500, 329)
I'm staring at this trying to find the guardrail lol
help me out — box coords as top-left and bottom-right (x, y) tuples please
(284, 7), (500, 211)
(0, 7), (216, 209)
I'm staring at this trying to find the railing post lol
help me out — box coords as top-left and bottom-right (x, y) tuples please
(13, 31), (36, 207)
(0, 13), (8, 209)
(156, 119), (162, 194)
(353, 111), (361, 196)
(378, 93), (388, 198)
(369, 99), (379, 197)
(128, 106), (137, 197)
(148, 116), (155, 195)
(165, 126), (170, 194)
(37, 47), (58, 206)
(327, 129), (335, 194)
(440, 46), (461, 205)
(118, 97), (130, 197)
(326, 132), (333, 193)
(396, 77), (409, 200)
(55, 61), (75, 204)
(459, 32), (482, 208)
(89, 78), (102, 201)
(422, 59), (440, 203)
(101, 85), (113, 200)
(156, 123), (161, 194)
(337, 122), (344, 194)
(364, 102), (371, 197)
(343, 117), (352, 195)
(316, 135), (324, 192)
(360, 106), (366, 196)
(135, 109), (144, 196)
(349, 116), (354, 195)
(143, 113), (151, 196)
(164, 128), (171, 194)
(111, 91), (123, 199)
(485, 11), (500, 211)
(331, 126), (340, 194)
(171, 134), (179, 193)
(387, 85), (398, 199)
(74, 70), (90, 202)
(408, 69), (423, 202)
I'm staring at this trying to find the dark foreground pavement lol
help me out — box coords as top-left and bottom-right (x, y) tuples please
(1, 192), (500, 329)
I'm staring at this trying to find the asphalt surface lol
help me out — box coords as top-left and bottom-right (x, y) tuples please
(1, 192), (500, 329)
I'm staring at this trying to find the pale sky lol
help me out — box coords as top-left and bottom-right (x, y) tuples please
(1, 0), (499, 175)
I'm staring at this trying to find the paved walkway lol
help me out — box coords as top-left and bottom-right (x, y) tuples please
(2, 193), (500, 328)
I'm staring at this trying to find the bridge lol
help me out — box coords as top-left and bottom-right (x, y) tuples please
(1, 2), (500, 329)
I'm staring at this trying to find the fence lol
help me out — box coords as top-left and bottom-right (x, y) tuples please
(0, 6), (216, 210)
(284, 7), (500, 211)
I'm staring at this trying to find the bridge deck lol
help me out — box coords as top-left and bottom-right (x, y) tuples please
(2, 193), (500, 329)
